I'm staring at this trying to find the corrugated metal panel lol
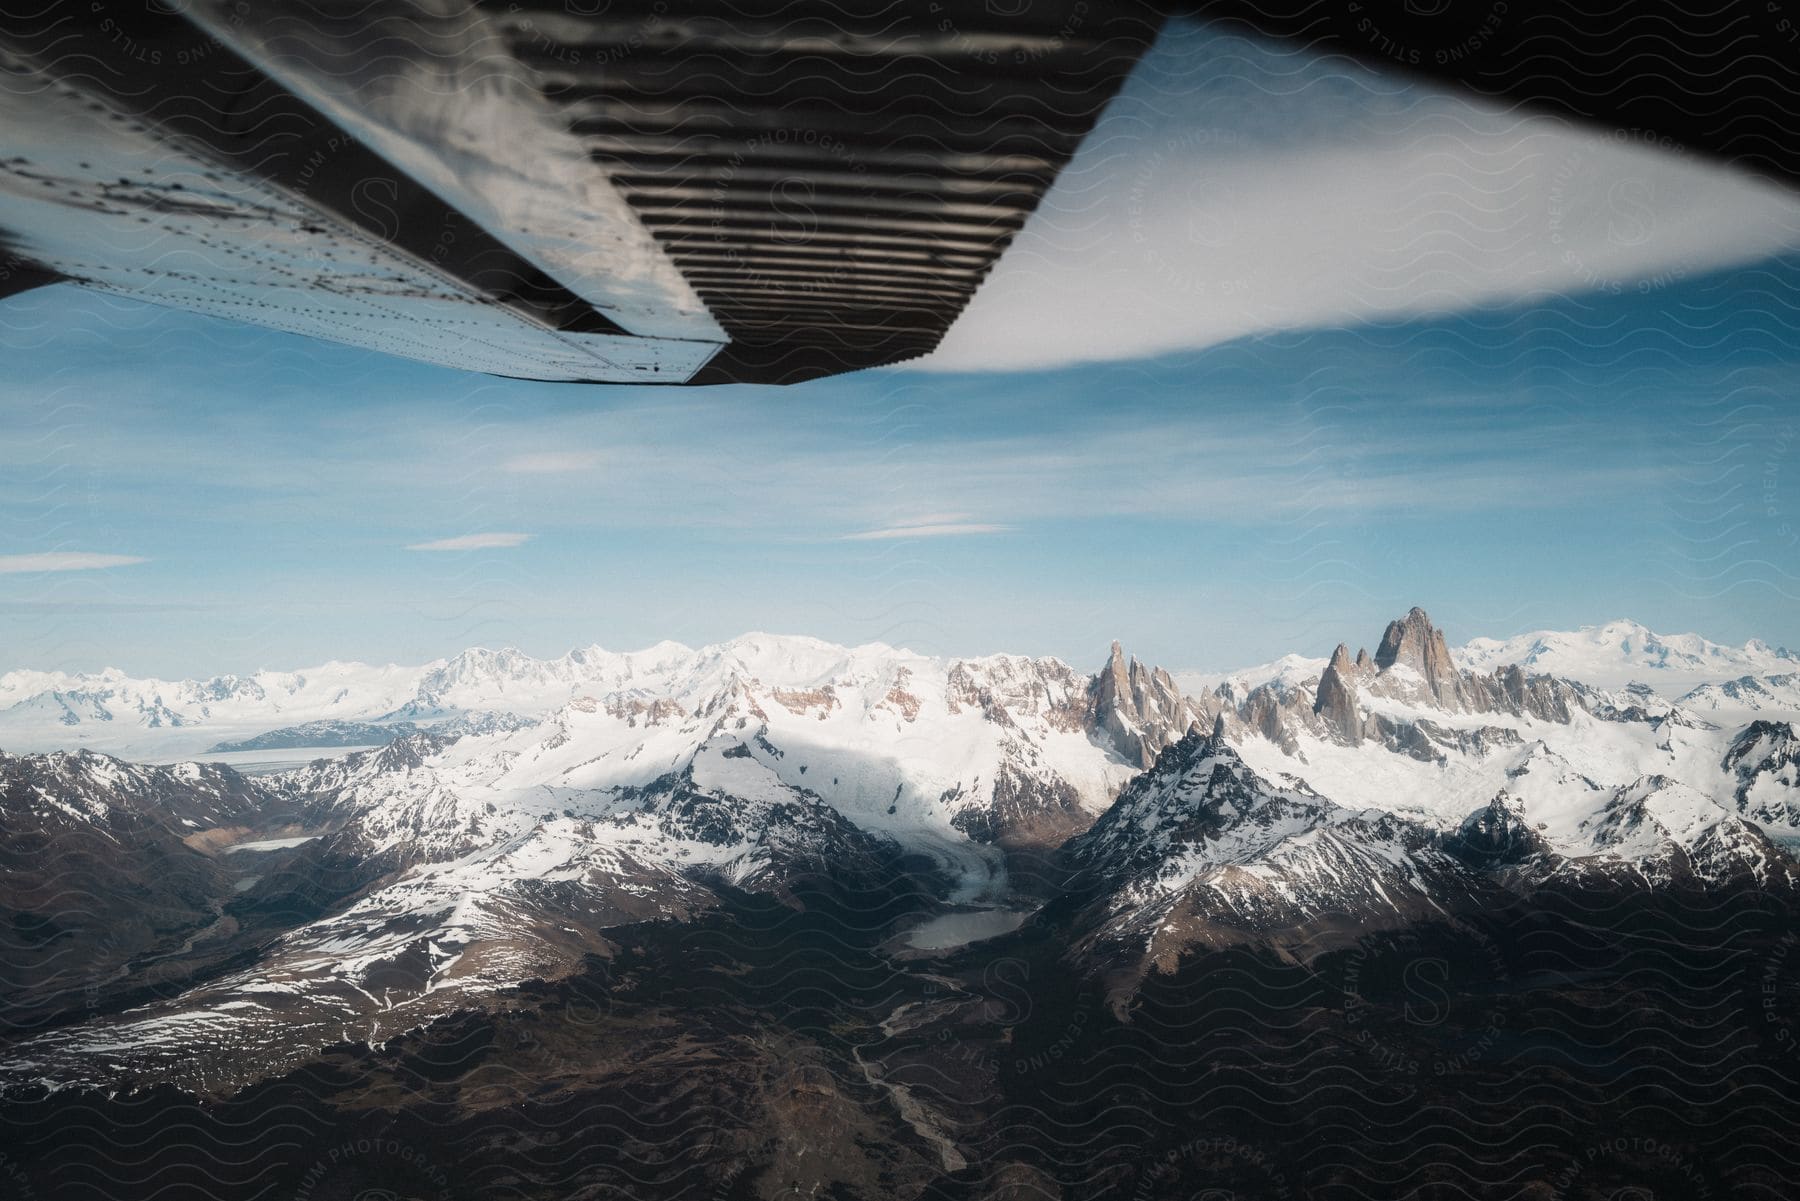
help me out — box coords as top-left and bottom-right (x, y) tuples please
(490, 0), (1163, 383)
(0, 0), (1161, 384)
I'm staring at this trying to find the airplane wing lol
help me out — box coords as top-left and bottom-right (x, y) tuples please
(3, 1), (1794, 384)
(0, 0), (1159, 384)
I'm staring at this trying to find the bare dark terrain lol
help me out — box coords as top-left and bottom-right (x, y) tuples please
(4, 869), (1798, 1200)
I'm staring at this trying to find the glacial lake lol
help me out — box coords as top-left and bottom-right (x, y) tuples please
(903, 908), (1035, 951)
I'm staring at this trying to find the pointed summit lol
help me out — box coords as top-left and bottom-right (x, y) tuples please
(1373, 607), (1462, 705)
(1315, 643), (1363, 744)
(1092, 641), (1192, 769)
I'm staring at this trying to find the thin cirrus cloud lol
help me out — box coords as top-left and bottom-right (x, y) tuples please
(0, 552), (148, 574)
(404, 532), (533, 551)
(841, 515), (1011, 541)
(501, 451), (602, 473)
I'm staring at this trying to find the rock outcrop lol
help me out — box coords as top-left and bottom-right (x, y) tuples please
(1375, 606), (1463, 705)
(1218, 606), (1598, 769)
(1313, 644), (1362, 745)
(1445, 791), (1552, 867)
(1725, 720), (1800, 825)
(1091, 641), (1196, 768)
(1061, 721), (1478, 972)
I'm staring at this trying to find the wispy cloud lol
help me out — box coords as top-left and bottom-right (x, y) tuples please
(405, 532), (532, 551)
(501, 451), (601, 474)
(8, 264), (1796, 674)
(1, 351), (1686, 548)
(0, 552), (147, 574)
(842, 517), (1011, 541)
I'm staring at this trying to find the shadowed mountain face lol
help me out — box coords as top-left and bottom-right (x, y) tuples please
(0, 752), (292, 1033)
(0, 610), (1797, 1197)
(1058, 723), (1490, 989)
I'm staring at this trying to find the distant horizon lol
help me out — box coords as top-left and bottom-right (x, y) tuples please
(2, 608), (1792, 685)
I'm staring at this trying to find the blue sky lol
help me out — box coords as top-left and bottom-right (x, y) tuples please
(3, 22), (1800, 677)
(4, 253), (1799, 678)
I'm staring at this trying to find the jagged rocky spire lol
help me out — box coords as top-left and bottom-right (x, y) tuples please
(1092, 640), (1194, 768)
(1374, 607), (1463, 706)
(1314, 643), (1363, 745)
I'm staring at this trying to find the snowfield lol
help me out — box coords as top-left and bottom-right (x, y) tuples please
(2, 614), (1795, 1091)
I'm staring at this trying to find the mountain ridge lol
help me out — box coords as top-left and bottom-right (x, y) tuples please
(1, 606), (1795, 1093)
(6, 616), (1796, 760)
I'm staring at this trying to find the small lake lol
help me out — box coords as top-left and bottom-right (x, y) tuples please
(222, 835), (319, 854)
(903, 908), (1035, 951)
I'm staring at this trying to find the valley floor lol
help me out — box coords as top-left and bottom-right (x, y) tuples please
(3, 879), (1798, 1201)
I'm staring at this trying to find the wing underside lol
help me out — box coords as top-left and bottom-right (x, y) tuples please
(0, 0), (1159, 384)
(5, 0), (1794, 385)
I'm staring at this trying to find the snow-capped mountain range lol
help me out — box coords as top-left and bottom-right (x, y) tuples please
(1, 610), (1796, 1091)
(1177, 617), (1796, 708)
(5, 617), (1789, 764)
(1457, 618), (1797, 692)
(0, 635), (1181, 763)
